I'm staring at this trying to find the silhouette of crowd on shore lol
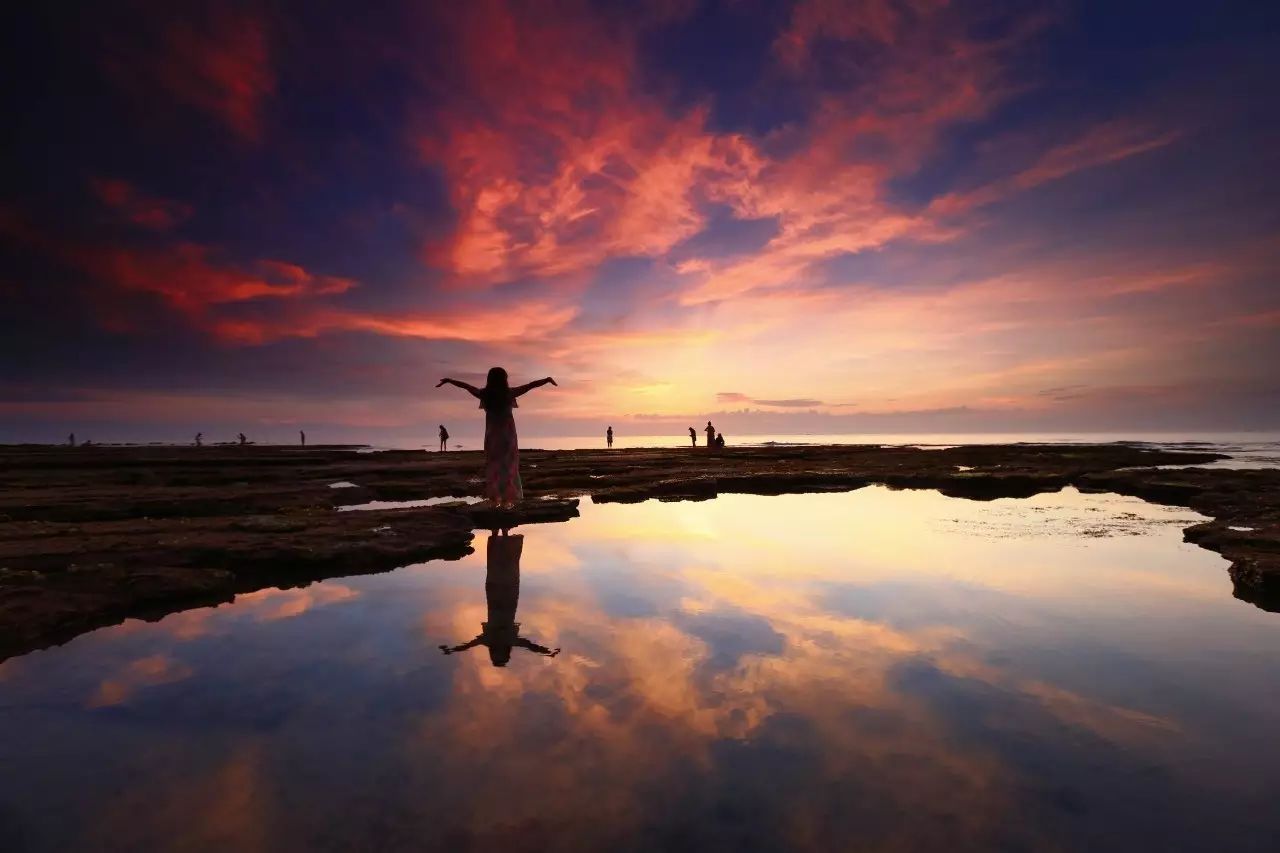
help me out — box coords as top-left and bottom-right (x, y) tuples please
(58, 368), (741, 462)
(61, 421), (730, 451)
(62, 430), (314, 447)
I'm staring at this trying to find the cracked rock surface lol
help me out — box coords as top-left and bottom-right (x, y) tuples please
(2, 442), (1274, 661)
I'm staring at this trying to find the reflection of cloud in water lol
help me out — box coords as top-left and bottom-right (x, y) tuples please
(88, 654), (193, 707)
(101, 583), (364, 644)
(3, 488), (1279, 849)
(233, 584), (359, 621)
(401, 489), (1263, 847)
(90, 741), (270, 852)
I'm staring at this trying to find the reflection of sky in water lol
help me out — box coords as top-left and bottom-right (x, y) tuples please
(339, 496), (485, 511)
(2, 487), (1279, 851)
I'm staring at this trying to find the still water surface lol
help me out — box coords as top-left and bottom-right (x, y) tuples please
(2, 487), (1279, 851)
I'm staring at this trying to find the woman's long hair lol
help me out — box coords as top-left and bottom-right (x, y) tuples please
(478, 366), (510, 411)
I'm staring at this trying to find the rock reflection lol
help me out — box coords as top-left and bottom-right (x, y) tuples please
(440, 530), (561, 666)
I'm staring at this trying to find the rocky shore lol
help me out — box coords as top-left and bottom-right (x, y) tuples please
(2, 442), (1276, 661)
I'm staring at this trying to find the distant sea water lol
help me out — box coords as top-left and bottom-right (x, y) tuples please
(368, 431), (1280, 470)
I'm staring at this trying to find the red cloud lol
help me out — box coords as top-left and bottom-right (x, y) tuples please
(415, 1), (760, 285)
(210, 300), (578, 346)
(82, 243), (355, 314)
(105, 11), (274, 141)
(7, 201), (581, 349)
(774, 0), (947, 66)
(90, 178), (194, 230)
(415, 0), (1049, 308)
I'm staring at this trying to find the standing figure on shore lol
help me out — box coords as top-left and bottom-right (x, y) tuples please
(705, 421), (715, 448)
(194, 432), (203, 447)
(689, 426), (697, 447)
(439, 530), (559, 667)
(437, 368), (557, 509)
(67, 433), (75, 447)
(606, 425), (613, 448)
(238, 432), (247, 446)
(300, 430), (306, 446)
(438, 424), (449, 452)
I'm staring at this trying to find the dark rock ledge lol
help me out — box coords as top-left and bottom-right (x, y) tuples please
(1, 443), (1274, 661)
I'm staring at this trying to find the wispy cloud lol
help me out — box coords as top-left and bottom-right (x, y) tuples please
(718, 392), (826, 408)
(103, 9), (275, 141)
(90, 178), (193, 230)
(0, 0), (1275, 437)
(928, 121), (1182, 217)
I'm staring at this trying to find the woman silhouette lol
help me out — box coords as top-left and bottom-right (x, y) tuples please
(437, 368), (556, 508)
(439, 531), (560, 667)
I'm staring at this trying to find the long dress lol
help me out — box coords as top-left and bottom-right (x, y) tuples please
(483, 396), (523, 505)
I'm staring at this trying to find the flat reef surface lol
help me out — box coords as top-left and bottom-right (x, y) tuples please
(1, 442), (1276, 660)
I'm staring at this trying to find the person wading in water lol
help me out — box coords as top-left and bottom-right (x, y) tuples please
(437, 368), (557, 509)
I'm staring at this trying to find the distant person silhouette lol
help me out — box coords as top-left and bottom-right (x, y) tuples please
(300, 430), (306, 446)
(238, 432), (247, 446)
(689, 426), (697, 447)
(194, 432), (203, 447)
(439, 530), (560, 666)
(67, 433), (75, 447)
(606, 425), (613, 448)
(438, 424), (449, 452)
(438, 368), (557, 509)
(715, 432), (726, 449)
(705, 421), (715, 448)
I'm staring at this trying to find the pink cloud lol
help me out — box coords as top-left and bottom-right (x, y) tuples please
(210, 300), (578, 346)
(90, 177), (194, 230)
(105, 11), (275, 141)
(88, 654), (193, 708)
(929, 121), (1182, 217)
(83, 242), (356, 314)
(773, 0), (950, 67)
(411, 0), (1002, 311)
(413, 1), (762, 286)
(668, 3), (1044, 305)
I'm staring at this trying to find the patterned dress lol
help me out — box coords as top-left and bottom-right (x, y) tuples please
(482, 396), (523, 505)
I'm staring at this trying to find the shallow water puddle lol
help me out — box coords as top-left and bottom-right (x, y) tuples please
(2, 486), (1279, 851)
(338, 495), (485, 511)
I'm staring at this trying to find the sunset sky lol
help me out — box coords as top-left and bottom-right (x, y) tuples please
(2, 0), (1278, 444)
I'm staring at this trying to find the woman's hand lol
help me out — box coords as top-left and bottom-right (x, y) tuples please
(546, 377), (558, 386)
(436, 378), (450, 388)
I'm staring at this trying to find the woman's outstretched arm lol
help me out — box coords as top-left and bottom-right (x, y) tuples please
(514, 638), (561, 656)
(439, 636), (484, 654)
(511, 377), (557, 398)
(437, 378), (482, 398)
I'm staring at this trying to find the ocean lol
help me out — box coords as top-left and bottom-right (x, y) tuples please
(368, 431), (1280, 469)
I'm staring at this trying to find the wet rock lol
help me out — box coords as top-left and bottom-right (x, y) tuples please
(467, 498), (581, 527)
(0, 506), (476, 660)
(1080, 467), (1280, 611)
(2, 442), (1276, 660)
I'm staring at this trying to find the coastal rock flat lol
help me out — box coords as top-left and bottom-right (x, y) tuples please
(1, 443), (1275, 661)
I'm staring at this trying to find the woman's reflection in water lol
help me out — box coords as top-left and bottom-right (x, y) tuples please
(439, 529), (560, 667)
